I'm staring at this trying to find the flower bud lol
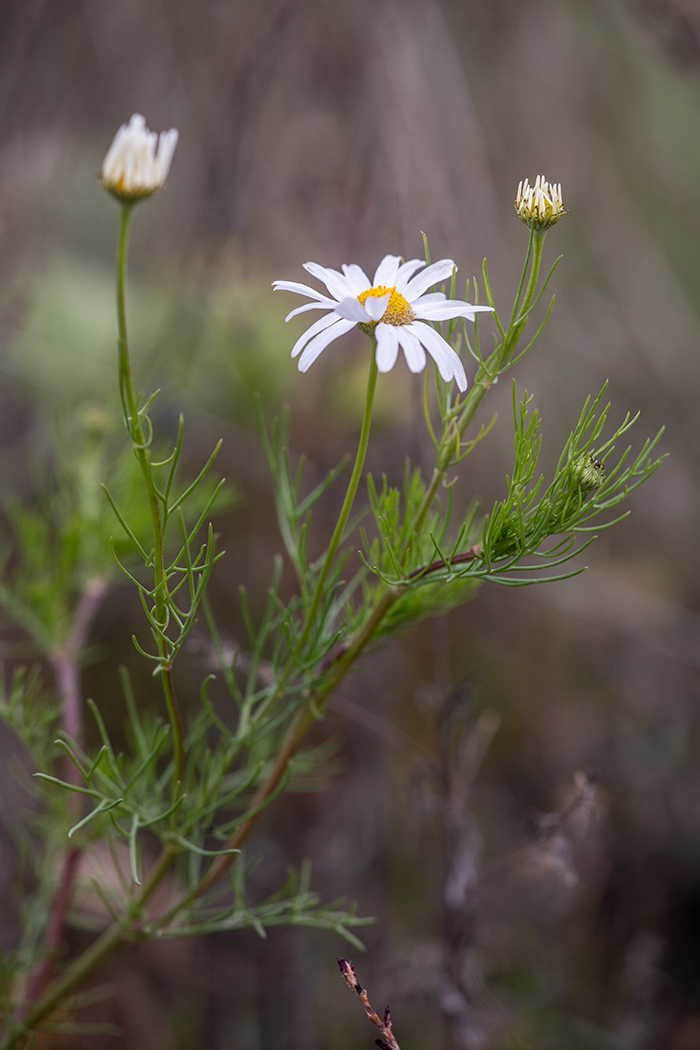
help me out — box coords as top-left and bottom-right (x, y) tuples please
(514, 176), (566, 230)
(574, 452), (605, 493)
(101, 114), (178, 203)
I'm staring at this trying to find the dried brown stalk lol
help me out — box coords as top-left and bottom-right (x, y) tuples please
(337, 957), (403, 1050)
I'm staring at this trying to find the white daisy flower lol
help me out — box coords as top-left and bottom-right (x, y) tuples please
(273, 255), (493, 392)
(101, 114), (178, 202)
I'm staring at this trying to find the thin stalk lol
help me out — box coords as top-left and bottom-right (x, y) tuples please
(509, 225), (535, 328)
(116, 203), (184, 786)
(412, 383), (491, 540)
(413, 228), (547, 539)
(508, 228), (546, 355)
(255, 337), (380, 714)
(297, 337), (379, 651)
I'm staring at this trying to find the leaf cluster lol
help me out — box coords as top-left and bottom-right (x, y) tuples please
(362, 383), (664, 596)
(105, 408), (236, 673)
(155, 859), (372, 947)
(0, 413), (149, 653)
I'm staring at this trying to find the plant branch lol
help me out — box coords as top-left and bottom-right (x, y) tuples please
(161, 585), (399, 909)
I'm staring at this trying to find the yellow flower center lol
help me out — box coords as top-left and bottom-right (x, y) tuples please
(357, 285), (415, 326)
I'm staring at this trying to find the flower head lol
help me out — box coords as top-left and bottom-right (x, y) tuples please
(273, 255), (493, 392)
(514, 176), (565, 230)
(101, 114), (178, 203)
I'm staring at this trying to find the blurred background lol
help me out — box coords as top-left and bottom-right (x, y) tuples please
(2, 0), (700, 1046)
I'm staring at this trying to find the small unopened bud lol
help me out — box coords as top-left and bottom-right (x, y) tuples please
(101, 114), (178, 204)
(574, 452), (605, 493)
(514, 176), (566, 230)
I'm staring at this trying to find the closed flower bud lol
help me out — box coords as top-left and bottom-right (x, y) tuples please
(101, 114), (178, 203)
(514, 176), (566, 230)
(574, 452), (605, 493)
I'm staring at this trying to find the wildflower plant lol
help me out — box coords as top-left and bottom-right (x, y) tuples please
(0, 114), (664, 1049)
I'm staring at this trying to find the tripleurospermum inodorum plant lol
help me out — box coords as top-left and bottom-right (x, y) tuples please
(0, 116), (663, 1047)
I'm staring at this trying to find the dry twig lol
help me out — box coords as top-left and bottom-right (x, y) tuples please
(337, 957), (403, 1050)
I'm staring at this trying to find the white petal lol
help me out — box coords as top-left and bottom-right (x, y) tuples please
(102, 122), (130, 178)
(375, 324), (399, 372)
(411, 292), (446, 305)
(415, 300), (494, 322)
(303, 261), (352, 302)
(272, 280), (335, 304)
(341, 264), (371, 295)
(155, 129), (178, 182)
(364, 293), (391, 321)
(395, 259), (425, 290)
(291, 312), (340, 358)
(285, 302), (335, 322)
(403, 259), (456, 301)
(411, 322), (467, 391)
(298, 319), (356, 371)
(372, 255), (402, 287)
(335, 297), (371, 322)
(397, 327), (426, 373)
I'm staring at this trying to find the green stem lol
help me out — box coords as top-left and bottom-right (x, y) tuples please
(509, 225), (535, 329)
(298, 336), (379, 649)
(510, 228), (546, 352)
(117, 205), (137, 429)
(233, 335), (380, 751)
(116, 203), (184, 786)
(413, 228), (547, 538)
(161, 584), (400, 909)
(2, 846), (178, 1049)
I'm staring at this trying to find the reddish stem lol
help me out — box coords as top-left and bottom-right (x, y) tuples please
(20, 578), (109, 1018)
(408, 543), (482, 581)
(52, 577), (108, 784)
(19, 848), (81, 1016)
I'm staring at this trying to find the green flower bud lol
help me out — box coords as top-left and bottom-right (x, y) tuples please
(574, 452), (605, 493)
